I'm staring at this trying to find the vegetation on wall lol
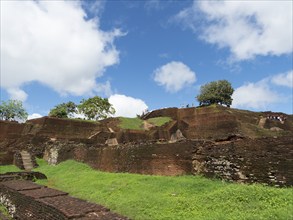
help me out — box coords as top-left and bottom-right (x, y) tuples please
(147, 117), (171, 126)
(0, 100), (28, 121)
(49, 101), (77, 118)
(197, 80), (234, 107)
(49, 96), (115, 120)
(118, 116), (172, 130)
(0, 204), (12, 220)
(118, 117), (144, 130)
(78, 96), (115, 120)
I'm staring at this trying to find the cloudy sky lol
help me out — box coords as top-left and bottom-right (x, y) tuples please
(1, 0), (292, 119)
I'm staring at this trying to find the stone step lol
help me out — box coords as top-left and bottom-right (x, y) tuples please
(24, 166), (33, 170)
(23, 164), (33, 167)
(22, 158), (32, 161)
(20, 150), (34, 170)
(23, 162), (33, 166)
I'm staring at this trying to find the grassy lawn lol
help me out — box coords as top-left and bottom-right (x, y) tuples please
(0, 165), (21, 173)
(118, 117), (172, 130)
(147, 117), (172, 126)
(118, 117), (144, 130)
(1, 160), (292, 220)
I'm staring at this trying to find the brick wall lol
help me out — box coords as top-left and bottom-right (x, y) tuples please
(45, 136), (293, 186)
(0, 180), (128, 220)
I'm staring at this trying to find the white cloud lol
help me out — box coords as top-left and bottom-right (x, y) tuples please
(94, 81), (113, 97)
(109, 94), (148, 117)
(7, 88), (28, 102)
(232, 80), (281, 109)
(271, 70), (293, 88)
(27, 113), (42, 120)
(1, 0), (123, 99)
(174, 1), (292, 60)
(153, 61), (196, 93)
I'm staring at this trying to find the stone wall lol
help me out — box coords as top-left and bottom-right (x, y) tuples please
(0, 179), (128, 220)
(0, 121), (25, 140)
(43, 136), (293, 186)
(1, 107), (292, 187)
(43, 140), (193, 176)
(26, 117), (107, 140)
(192, 136), (293, 186)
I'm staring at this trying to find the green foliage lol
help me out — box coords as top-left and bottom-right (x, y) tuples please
(78, 96), (115, 120)
(197, 80), (234, 107)
(118, 117), (144, 130)
(147, 117), (172, 126)
(27, 159), (293, 220)
(0, 204), (12, 220)
(49, 96), (115, 120)
(49, 101), (77, 118)
(0, 100), (28, 121)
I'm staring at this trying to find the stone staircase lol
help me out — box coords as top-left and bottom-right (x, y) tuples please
(20, 150), (33, 171)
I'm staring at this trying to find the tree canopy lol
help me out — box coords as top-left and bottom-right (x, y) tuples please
(78, 96), (115, 120)
(196, 80), (234, 107)
(49, 101), (77, 118)
(49, 96), (115, 120)
(0, 100), (28, 121)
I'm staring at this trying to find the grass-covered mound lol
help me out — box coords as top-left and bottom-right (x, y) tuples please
(1, 160), (292, 219)
(118, 117), (171, 130)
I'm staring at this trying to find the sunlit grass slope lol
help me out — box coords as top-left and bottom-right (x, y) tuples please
(14, 159), (292, 220)
(118, 117), (171, 130)
(1, 160), (292, 219)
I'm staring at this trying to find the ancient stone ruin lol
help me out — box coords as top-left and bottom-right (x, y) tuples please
(1, 105), (292, 218)
(1, 106), (292, 187)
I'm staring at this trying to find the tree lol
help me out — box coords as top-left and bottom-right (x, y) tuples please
(196, 80), (234, 107)
(78, 96), (115, 120)
(0, 100), (28, 121)
(49, 101), (77, 118)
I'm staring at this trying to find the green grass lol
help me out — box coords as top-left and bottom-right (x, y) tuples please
(118, 117), (172, 130)
(1, 160), (292, 219)
(0, 165), (21, 174)
(118, 117), (144, 130)
(0, 205), (12, 220)
(147, 117), (172, 126)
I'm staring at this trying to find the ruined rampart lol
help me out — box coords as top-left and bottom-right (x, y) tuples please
(42, 136), (292, 186)
(1, 106), (292, 186)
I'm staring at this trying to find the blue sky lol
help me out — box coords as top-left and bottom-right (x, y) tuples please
(1, 0), (292, 119)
